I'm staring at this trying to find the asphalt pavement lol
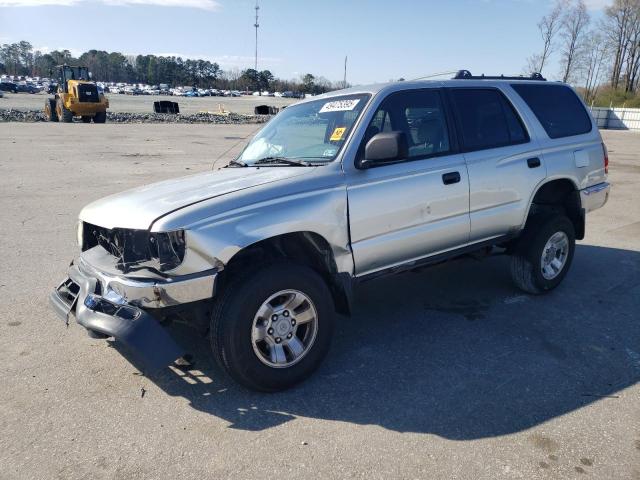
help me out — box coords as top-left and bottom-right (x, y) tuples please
(0, 123), (638, 479)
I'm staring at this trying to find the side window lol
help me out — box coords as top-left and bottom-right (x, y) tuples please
(511, 84), (592, 139)
(450, 88), (529, 152)
(363, 89), (451, 160)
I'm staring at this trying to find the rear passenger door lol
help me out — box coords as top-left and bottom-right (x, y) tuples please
(447, 87), (546, 242)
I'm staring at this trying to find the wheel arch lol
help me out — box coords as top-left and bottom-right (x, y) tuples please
(219, 231), (353, 315)
(523, 177), (584, 240)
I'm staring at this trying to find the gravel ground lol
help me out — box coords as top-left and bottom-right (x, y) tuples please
(0, 91), (298, 116)
(0, 124), (638, 480)
(0, 109), (271, 124)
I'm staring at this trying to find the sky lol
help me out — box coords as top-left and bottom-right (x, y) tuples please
(0, 0), (610, 85)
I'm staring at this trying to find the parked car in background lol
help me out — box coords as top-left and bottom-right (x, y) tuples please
(16, 83), (42, 94)
(0, 82), (18, 93)
(282, 91), (303, 98)
(124, 86), (142, 95)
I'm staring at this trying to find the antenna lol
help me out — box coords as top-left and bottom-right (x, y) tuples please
(254, 0), (259, 72)
(409, 70), (458, 81)
(343, 56), (348, 88)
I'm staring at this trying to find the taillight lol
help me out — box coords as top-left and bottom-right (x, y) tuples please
(602, 142), (609, 174)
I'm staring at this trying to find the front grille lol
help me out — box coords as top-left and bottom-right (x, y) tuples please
(77, 84), (99, 103)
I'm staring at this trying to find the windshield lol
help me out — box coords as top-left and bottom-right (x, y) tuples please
(62, 66), (89, 82)
(237, 93), (371, 165)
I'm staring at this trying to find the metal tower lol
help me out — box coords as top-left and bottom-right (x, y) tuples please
(254, 0), (259, 71)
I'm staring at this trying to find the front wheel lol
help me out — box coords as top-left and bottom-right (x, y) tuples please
(45, 99), (58, 122)
(210, 263), (335, 391)
(510, 214), (576, 294)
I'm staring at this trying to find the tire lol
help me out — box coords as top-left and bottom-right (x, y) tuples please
(45, 99), (58, 122)
(510, 214), (575, 294)
(57, 98), (73, 123)
(210, 262), (335, 392)
(93, 111), (106, 123)
(81, 116), (91, 123)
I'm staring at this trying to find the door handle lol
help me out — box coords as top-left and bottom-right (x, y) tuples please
(527, 157), (541, 168)
(442, 171), (461, 185)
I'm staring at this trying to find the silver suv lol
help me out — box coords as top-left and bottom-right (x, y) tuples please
(51, 71), (610, 391)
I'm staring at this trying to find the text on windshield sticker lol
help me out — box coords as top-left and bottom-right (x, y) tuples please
(319, 99), (360, 113)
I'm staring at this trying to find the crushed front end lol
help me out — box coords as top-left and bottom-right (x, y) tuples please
(50, 222), (218, 370)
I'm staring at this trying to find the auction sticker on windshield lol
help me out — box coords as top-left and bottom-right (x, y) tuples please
(330, 127), (347, 141)
(319, 99), (361, 113)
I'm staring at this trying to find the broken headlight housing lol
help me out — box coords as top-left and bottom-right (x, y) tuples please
(81, 222), (186, 273)
(148, 230), (186, 272)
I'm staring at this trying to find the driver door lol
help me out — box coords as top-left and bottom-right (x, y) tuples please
(346, 88), (471, 276)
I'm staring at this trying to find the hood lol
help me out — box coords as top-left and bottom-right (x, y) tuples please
(79, 167), (313, 230)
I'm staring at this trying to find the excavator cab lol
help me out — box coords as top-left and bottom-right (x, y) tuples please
(58, 66), (90, 92)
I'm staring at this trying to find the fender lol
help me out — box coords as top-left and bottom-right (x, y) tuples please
(151, 166), (355, 277)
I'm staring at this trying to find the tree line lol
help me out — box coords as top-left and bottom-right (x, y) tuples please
(0, 41), (344, 94)
(526, 0), (640, 105)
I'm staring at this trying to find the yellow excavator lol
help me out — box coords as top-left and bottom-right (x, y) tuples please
(44, 65), (109, 123)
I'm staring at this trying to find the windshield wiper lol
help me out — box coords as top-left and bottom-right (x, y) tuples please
(253, 157), (311, 167)
(227, 159), (247, 167)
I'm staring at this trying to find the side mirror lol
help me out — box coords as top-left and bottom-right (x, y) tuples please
(359, 131), (408, 169)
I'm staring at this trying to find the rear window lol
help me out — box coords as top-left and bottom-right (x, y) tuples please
(449, 88), (529, 152)
(511, 84), (592, 139)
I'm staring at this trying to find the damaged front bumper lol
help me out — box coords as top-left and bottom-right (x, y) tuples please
(49, 256), (218, 370)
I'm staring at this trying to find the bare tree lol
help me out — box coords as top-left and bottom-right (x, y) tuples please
(526, 1), (565, 74)
(559, 0), (591, 83)
(603, 0), (640, 89)
(582, 31), (610, 103)
(622, 4), (640, 91)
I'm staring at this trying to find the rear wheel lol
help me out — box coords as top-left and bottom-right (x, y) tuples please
(210, 263), (335, 391)
(56, 98), (73, 123)
(510, 214), (575, 294)
(81, 116), (92, 123)
(45, 99), (58, 122)
(93, 111), (106, 123)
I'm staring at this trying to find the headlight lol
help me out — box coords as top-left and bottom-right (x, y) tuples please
(76, 221), (84, 248)
(149, 230), (186, 272)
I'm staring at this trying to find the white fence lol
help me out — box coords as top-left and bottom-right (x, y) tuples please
(590, 107), (640, 130)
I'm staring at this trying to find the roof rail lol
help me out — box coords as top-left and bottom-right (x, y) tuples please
(453, 70), (546, 81)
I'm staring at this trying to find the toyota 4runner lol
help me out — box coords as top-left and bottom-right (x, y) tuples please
(50, 71), (610, 391)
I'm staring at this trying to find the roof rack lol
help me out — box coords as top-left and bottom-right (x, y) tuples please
(453, 70), (546, 81)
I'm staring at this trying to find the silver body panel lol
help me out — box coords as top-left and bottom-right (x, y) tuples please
(74, 78), (608, 286)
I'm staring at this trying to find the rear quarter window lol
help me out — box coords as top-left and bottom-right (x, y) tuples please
(511, 84), (592, 139)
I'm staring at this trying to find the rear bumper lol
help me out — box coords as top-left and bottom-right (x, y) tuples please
(49, 258), (217, 370)
(580, 182), (610, 213)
